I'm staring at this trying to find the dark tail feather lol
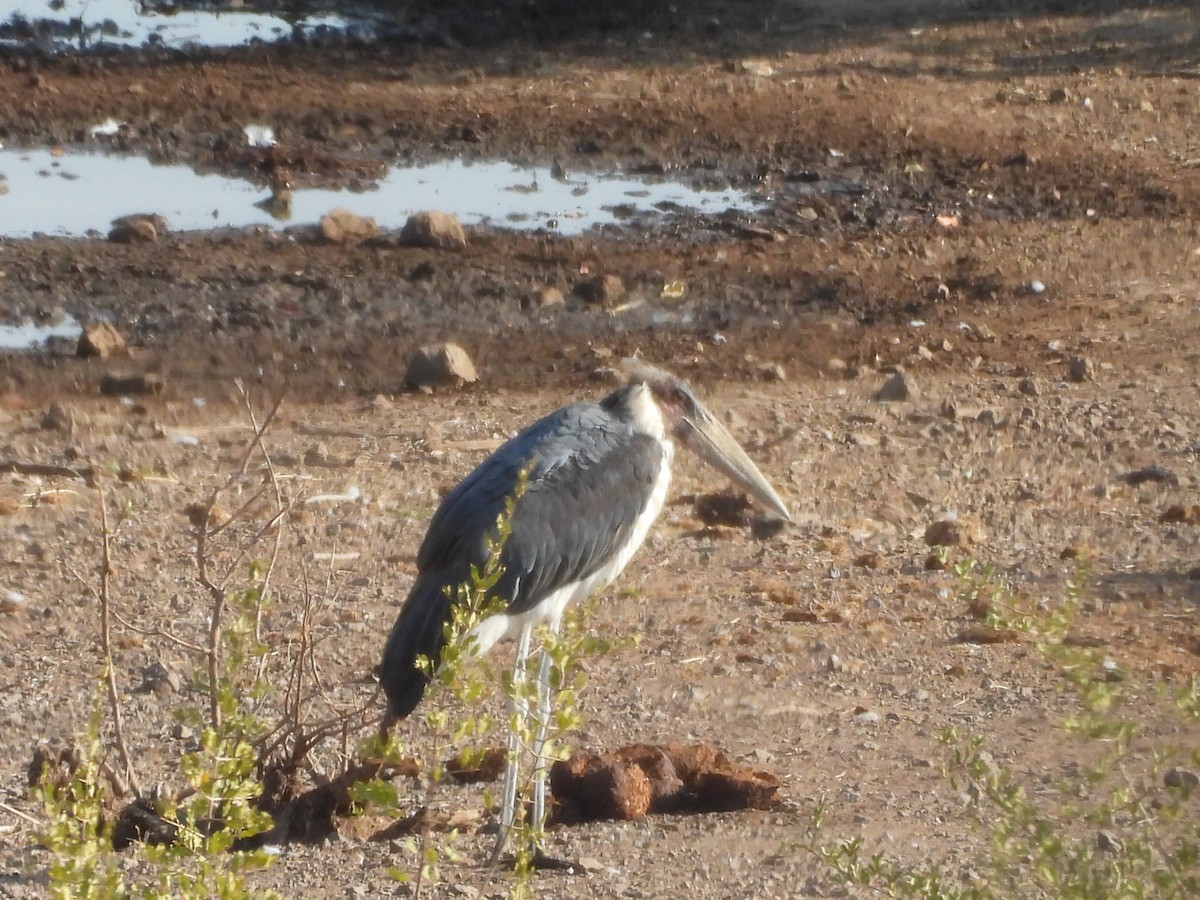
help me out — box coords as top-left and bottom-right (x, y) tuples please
(380, 578), (454, 719)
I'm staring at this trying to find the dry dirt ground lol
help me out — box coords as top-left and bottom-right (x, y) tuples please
(3, 1), (1200, 896)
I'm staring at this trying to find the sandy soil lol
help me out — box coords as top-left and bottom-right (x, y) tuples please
(2, 1), (1200, 896)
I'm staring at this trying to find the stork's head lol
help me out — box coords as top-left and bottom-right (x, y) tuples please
(623, 359), (792, 521)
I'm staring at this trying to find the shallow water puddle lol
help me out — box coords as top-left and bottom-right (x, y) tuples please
(0, 316), (82, 351)
(1, 0), (355, 50)
(0, 149), (757, 237)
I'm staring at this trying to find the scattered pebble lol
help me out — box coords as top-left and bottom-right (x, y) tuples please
(1067, 356), (1094, 382)
(77, 322), (127, 359)
(319, 208), (380, 244)
(400, 210), (467, 250)
(874, 369), (915, 403)
(404, 342), (478, 390)
(1164, 767), (1200, 791)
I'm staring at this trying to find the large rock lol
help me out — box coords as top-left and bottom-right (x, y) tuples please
(574, 273), (626, 306)
(108, 213), (167, 244)
(77, 322), (127, 359)
(404, 343), (477, 390)
(320, 208), (379, 244)
(400, 211), (467, 250)
(874, 368), (915, 402)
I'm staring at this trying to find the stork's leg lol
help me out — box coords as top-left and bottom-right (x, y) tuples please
(493, 623), (533, 860)
(530, 617), (562, 835)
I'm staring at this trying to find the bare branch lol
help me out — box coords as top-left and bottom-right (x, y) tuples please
(0, 459), (96, 485)
(96, 488), (143, 799)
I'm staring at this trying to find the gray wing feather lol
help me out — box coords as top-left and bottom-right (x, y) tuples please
(380, 398), (663, 718)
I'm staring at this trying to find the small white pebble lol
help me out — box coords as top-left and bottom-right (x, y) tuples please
(1030, 280), (1046, 294)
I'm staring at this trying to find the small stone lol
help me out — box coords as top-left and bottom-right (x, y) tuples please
(532, 285), (565, 308)
(400, 211), (467, 250)
(99, 372), (165, 396)
(404, 343), (478, 390)
(319, 208), (380, 244)
(1164, 767), (1200, 791)
(854, 551), (883, 569)
(759, 362), (786, 382)
(1159, 504), (1200, 525)
(40, 402), (76, 432)
(574, 273), (626, 306)
(107, 214), (163, 244)
(874, 369), (914, 402)
(853, 709), (880, 724)
(924, 551), (950, 570)
(1121, 466), (1177, 487)
(1048, 87), (1071, 103)
(1067, 356), (1094, 383)
(78, 322), (127, 359)
(925, 519), (971, 547)
(1, 589), (25, 612)
(137, 661), (183, 695)
(1017, 377), (1040, 397)
(1097, 830), (1123, 854)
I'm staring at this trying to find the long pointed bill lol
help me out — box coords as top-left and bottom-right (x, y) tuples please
(678, 402), (792, 521)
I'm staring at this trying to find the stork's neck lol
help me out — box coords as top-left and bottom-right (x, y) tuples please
(623, 382), (667, 441)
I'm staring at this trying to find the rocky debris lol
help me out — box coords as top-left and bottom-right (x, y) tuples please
(404, 342), (477, 390)
(1017, 377), (1041, 397)
(400, 211), (467, 250)
(1121, 465), (1178, 487)
(183, 501), (231, 530)
(531, 285), (565, 308)
(574, 273), (626, 306)
(1, 589), (25, 612)
(99, 372), (165, 396)
(1164, 766), (1200, 792)
(1067, 355), (1094, 382)
(77, 322), (127, 359)
(319, 208), (380, 243)
(924, 552), (950, 570)
(40, 402), (77, 432)
(758, 362), (786, 382)
(107, 214), (166, 244)
(27, 743), (83, 792)
(1160, 504), (1200, 525)
(1097, 829), (1123, 854)
(302, 444), (358, 470)
(136, 661), (183, 695)
(957, 624), (1025, 644)
(874, 369), (914, 402)
(924, 518), (975, 547)
(550, 742), (781, 825)
(444, 747), (506, 784)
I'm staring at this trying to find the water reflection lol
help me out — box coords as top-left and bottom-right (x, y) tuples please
(0, 149), (756, 237)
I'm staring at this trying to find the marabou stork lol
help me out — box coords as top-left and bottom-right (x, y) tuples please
(380, 360), (790, 850)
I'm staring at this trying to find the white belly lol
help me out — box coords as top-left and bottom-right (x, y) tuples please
(470, 439), (675, 654)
